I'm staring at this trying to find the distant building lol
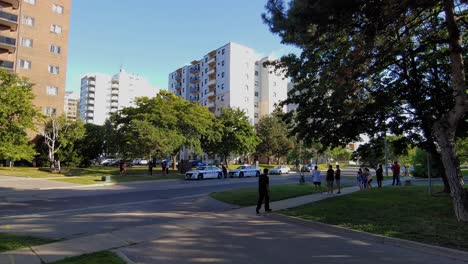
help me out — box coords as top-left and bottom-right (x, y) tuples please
(168, 42), (289, 125)
(64, 91), (79, 122)
(0, 0), (71, 116)
(79, 69), (159, 125)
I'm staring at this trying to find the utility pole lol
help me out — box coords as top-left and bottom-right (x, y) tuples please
(384, 135), (388, 177)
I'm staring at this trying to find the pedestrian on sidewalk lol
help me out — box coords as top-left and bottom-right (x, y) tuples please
(120, 160), (127, 177)
(391, 161), (401, 185)
(312, 166), (322, 193)
(357, 168), (363, 190)
(376, 164), (383, 188)
(335, 165), (341, 194)
(362, 168), (369, 189)
(326, 165), (334, 194)
(256, 168), (272, 214)
(365, 167), (373, 189)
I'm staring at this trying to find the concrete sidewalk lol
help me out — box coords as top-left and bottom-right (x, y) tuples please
(3, 178), (463, 264)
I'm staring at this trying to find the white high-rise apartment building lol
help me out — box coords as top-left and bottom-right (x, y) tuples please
(168, 42), (289, 125)
(80, 69), (159, 125)
(64, 91), (79, 122)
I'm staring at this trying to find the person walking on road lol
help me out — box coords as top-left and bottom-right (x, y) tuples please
(148, 160), (153, 176)
(222, 164), (228, 179)
(256, 168), (272, 214)
(391, 161), (401, 185)
(326, 165), (334, 195)
(376, 164), (383, 188)
(312, 166), (322, 193)
(335, 165), (341, 194)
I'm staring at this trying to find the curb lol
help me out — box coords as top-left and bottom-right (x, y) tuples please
(112, 249), (136, 264)
(267, 213), (468, 263)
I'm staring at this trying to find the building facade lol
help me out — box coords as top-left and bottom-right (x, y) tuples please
(64, 91), (78, 121)
(0, 0), (71, 116)
(168, 42), (289, 125)
(79, 69), (159, 125)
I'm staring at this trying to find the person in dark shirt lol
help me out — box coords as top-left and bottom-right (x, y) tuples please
(222, 164), (228, 179)
(256, 168), (272, 214)
(326, 165), (334, 195)
(335, 165), (341, 194)
(376, 164), (383, 188)
(148, 160), (153, 176)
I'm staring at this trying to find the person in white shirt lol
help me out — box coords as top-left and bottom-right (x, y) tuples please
(311, 166), (322, 193)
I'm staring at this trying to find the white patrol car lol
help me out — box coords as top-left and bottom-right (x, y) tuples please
(185, 166), (223, 180)
(229, 165), (261, 178)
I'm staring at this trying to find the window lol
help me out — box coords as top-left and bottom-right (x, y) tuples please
(255, 92), (259, 97)
(221, 95), (224, 101)
(21, 38), (33, 48)
(221, 84), (225, 89)
(48, 65), (60, 74)
(245, 85), (249, 91)
(22, 16), (35, 26)
(44, 107), (56, 116)
(254, 102), (259, 108)
(221, 72), (225, 78)
(49, 45), (61, 54)
(19, 60), (32, 69)
(273, 92), (277, 98)
(205, 68), (208, 73)
(255, 81), (259, 87)
(222, 61), (225, 66)
(255, 71), (259, 76)
(205, 79), (207, 84)
(24, 0), (35, 4)
(222, 49), (225, 55)
(52, 4), (64, 14)
(254, 113), (259, 118)
(245, 74), (249, 80)
(273, 81), (277, 86)
(244, 97), (249, 103)
(50, 24), (62, 34)
(47, 86), (58, 96)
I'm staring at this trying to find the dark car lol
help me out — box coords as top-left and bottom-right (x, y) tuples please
(190, 160), (206, 167)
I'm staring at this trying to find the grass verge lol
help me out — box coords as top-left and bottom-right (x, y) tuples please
(50, 251), (125, 264)
(279, 185), (468, 251)
(210, 183), (350, 207)
(0, 233), (56, 252)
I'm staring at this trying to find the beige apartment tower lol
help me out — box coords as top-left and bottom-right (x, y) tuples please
(0, 0), (71, 116)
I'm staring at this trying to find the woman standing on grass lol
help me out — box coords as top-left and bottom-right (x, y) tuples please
(365, 168), (373, 189)
(357, 168), (363, 190)
(312, 166), (322, 193)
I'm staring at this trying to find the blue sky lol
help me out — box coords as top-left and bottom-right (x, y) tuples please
(66, 0), (298, 93)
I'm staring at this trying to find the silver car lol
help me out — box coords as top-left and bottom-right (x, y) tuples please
(185, 166), (223, 180)
(229, 165), (261, 178)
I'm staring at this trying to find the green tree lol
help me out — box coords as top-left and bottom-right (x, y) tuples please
(202, 108), (261, 167)
(0, 70), (38, 165)
(112, 91), (217, 168)
(264, 0), (468, 221)
(332, 147), (352, 163)
(40, 115), (85, 171)
(73, 123), (106, 167)
(256, 113), (293, 164)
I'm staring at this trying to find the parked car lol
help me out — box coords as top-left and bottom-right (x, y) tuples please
(111, 160), (134, 167)
(185, 166), (223, 180)
(270, 165), (291, 175)
(190, 160), (206, 167)
(301, 163), (317, 172)
(229, 165), (261, 178)
(100, 159), (114, 166)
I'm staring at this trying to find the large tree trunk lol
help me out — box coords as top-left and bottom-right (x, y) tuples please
(435, 0), (468, 222)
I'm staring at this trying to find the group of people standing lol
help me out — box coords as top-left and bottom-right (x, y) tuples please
(310, 165), (342, 194)
(356, 167), (377, 189)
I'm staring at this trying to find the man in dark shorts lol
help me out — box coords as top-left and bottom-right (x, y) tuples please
(335, 165), (341, 194)
(326, 165), (334, 194)
(256, 168), (272, 214)
(376, 164), (383, 188)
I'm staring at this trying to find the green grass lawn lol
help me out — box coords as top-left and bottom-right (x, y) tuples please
(0, 166), (184, 185)
(210, 183), (350, 207)
(0, 233), (56, 252)
(50, 251), (125, 264)
(280, 185), (468, 251)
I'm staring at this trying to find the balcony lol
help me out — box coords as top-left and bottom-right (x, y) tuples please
(88, 80), (96, 86)
(207, 90), (216, 99)
(111, 96), (118, 102)
(86, 112), (94, 118)
(0, 10), (18, 30)
(111, 89), (118, 96)
(0, 60), (14, 71)
(88, 86), (95, 93)
(207, 68), (215, 76)
(190, 66), (200, 74)
(111, 83), (119, 90)
(208, 72), (216, 81)
(207, 102), (216, 110)
(174, 83), (181, 90)
(0, 36), (15, 53)
(111, 102), (118, 108)
(87, 106), (94, 111)
(87, 93), (95, 99)
(1, 0), (19, 9)
(175, 73), (182, 81)
(207, 57), (216, 67)
(190, 77), (200, 84)
(87, 100), (95, 105)
(208, 79), (216, 86)
(190, 86), (199, 94)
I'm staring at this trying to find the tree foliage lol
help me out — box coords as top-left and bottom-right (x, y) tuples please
(0, 70), (38, 164)
(263, 0), (468, 221)
(112, 91), (217, 166)
(256, 112), (293, 164)
(202, 108), (261, 165)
